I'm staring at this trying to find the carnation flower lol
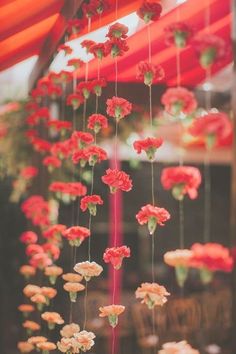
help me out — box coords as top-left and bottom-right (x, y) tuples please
(106, 23), (128, 39)
(77, 81), (93, 100)
(30, 137), (51, 154)
(30, 293), (47, 311)
(66, 93), (84, 110)
(42, 243), (60, 261)
(67, 18), (85, 36)
(84, 145), (108, 166)
(41, 287), (57, 303)
(189, 112), (232, 150)
(47, 84), (63, 99)
(72, 150), (88, 167)
(63, 282), (85, 302)
(57, 337), (79, 353)
(51, 139), (73, 159)
(190, 243), (234, 284)
(103, 246), (131, 269)
(62, 226), (90, 247)
(193, 34), (227, 69)
(164, 249), (193, 287)
(74, 261), (103, 281)
(60, 323), (80, 338)
(105, 38), (129, 57)
(58, 44), (73, 55)
(29, 252), (52, 270)
(36, 341), (57, 352)
(137, 1), (162, 23)
(159, 340), (199, 354)
(28, 336), (47, 345)
(137, 61), (165, 86)
(41, 312), (64, 330)
(26, 244), (44, 256)
(49, 182), (87, 201)
(133, 137), (163, 161)
(161, 87), (197, 115)
(18, 304), (35, 318)
(47, 120), (72, 133)
(91, 78), (107, 96)
(99, 305), (125, 327)
(21, 195), (50, 227)
(20, 265), (36, 279)
(74, 330), (95, 351)
(89, 43), (108, 60)
(71, 131), (94, 149)
(80, 194), (103, 216)
(164, 22), (193, 48)
(136, 204), (170, 235)
(43, 224), (66, 245)
(17, 341), (34, 353)
(43, 156), (62, 171)
(62, 273), (83, 283)
(161, 166), (201, 200)
(81, 40), (96, 53)
(20, 166), (38, 179)
(23, 284), (41, 298)
(20, 231), (38, 244)
(44, 266), (63, 285)
(102, 168), (133, 193)
(87, 114), (108, 133)
(106, 96), (132, 120)
(67, 58), (84, 70)
(23, 320), (41, 335)
(135, 282), (170, 309)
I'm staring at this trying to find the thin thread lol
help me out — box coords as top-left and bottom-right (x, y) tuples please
(82, 99), (87, 131)
(204, 152), (211, 243)
(179, 200), (184, 248)
(115, 57), (118, 97)
(83, 281), (88, 329)
(88, 165), (95, 262)
(112, 327), (115, 354)
(205, 68), (211, 111)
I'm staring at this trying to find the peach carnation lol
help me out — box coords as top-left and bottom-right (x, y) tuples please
(18, 304), (35, 317)
(19, 265), (36, 279)
(23, 284), (41, 298)
(36, 341), (57, 351)
(164, 249), (193, 287)
(23, 320), (40, 334)
(44, 266), (63, 285)
(17, 341), (34, 353)
(60, 323), (80, 338)
(135, 282), (170, 309)
(41, 312), (64, 330)
(30, 293), (47, 311)
(99, 304), (125, 327)
(159, 340), (199, 354)
(74, 330), (95, 351)
(28, 336), (47, 345)
(73, 261), (103, 281)
(63, 282), (85, 302)
(62, 273), (83, 283)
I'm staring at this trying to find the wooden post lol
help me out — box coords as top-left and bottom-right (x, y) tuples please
(28, 0), (83, 90)
(230, 0), (236, 350)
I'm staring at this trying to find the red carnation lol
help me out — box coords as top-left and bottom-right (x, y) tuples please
(30, 137), (51, 154)
(161, 166), (201, 200)
(105, 38), (129, 57)
(77, 81), (93, 99)
(43, 224), (66, 244)
(49, 182), (87, 200)
(20, 231), (38, 245)
(103, 246), (131, 269)
(102, 168), (133, 193)
(29, 252), (52, 269)
(43, 156), (62, 171)
(26, 244), (44, 257)
(81, 40), (96, 53)
(87, 114), (108, 133)
(67, 58), (84, 69)
(84, 145), (108, 166)
(82, 2), (97, 18)
(47, 85), (62, 99)
(21, 195), (50, 227)
(133, 137), (163, 161)
(106, 23), (129, 39)
(137, 61), (165, 86)
(20, 166), (38, 179)
(66, 93), (84, 110)
(136, 204), (170, 234)
(190, 243), (234, 284)
(47, 120), (72, 132)
(80, 194), (103, 216)
(164, 22), (193, 48)
(91, 78), (107, 96)
(58, 44), (73, 55)
(42, 243), (60, 261)
(192, 34), (227, 69)
(161, 87), (197, 115)
(89, 43), (108, 60)
(106, 96), (132, 121)
(72, 150), (88, 167)
(67, 18), (85, 36)
(189, 112), (232, 150)
(62, 226), (90, 247)
(137, 1), (162, 23)
(71, 131), (94, 149)
(51, 139), (73, 159)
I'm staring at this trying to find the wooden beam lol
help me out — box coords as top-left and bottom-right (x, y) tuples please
(28, 0), (83, 91)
